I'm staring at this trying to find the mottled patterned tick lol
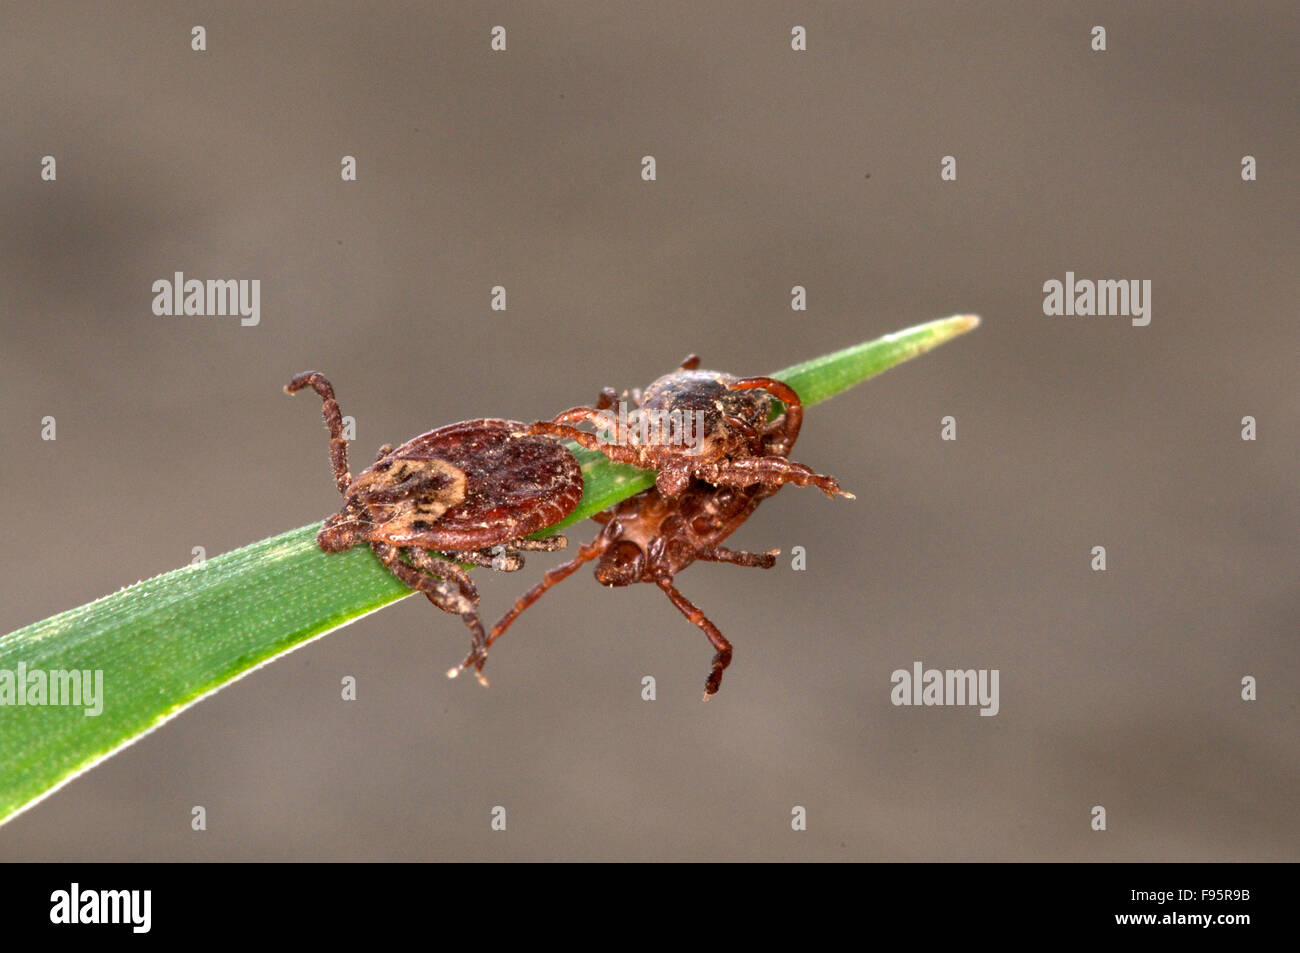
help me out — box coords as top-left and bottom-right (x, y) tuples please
(286, 371), (583, 672)
(460, 362), (850, 699)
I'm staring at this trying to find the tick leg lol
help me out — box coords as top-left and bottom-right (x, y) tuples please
(547, 406), (638, 447)
(729, 377), (804, 456)
(526, 421), (645, 467)
(372, 542), (487, 668)
(451, 538), (606, 684)
(722, 413), (764, 454)
(510, 535), (568, 552)
(655, 578), (732, 700)
(285, 371), (352, 496)
(679, 354), (701, 370)
(454, 548), (524, 572)
(550, 403), (634, 439)
(654, 463), (692, 498)
(451, 536), (567, 573)
(551, 406), (606, 426)
(406, 546), (489, 668)
(696, 546), (778, 569)
(697, 455), (853, 499)
(403, 547), (480, 605)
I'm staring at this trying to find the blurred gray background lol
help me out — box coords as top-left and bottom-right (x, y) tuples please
(1, 2), (1296, 861)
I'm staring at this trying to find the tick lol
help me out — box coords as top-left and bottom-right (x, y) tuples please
(454, 371), (847, 698)
(525, 355), (852, 500)
(286, 371), (584, 670)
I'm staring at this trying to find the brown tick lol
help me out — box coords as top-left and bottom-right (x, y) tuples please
(453, 367), (847, 699)
(525, 355), (852, 501)
(286, 371), (583, 671)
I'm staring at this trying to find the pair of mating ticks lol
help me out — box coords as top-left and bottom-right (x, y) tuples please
(286, 356), (853, 699)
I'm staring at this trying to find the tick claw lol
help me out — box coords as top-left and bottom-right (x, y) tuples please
(449, 651), (491, 687)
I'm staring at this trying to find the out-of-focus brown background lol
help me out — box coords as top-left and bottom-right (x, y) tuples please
(1, 2), (1295, 861)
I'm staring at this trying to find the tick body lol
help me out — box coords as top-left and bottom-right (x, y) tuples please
(286, 371), (583, 671)
(460, 367), (847, 698)
(526, 355), (851, 501)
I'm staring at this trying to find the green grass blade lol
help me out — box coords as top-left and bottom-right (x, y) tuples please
(0, 314), (978, 825)
(771, 312), (981, 407)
